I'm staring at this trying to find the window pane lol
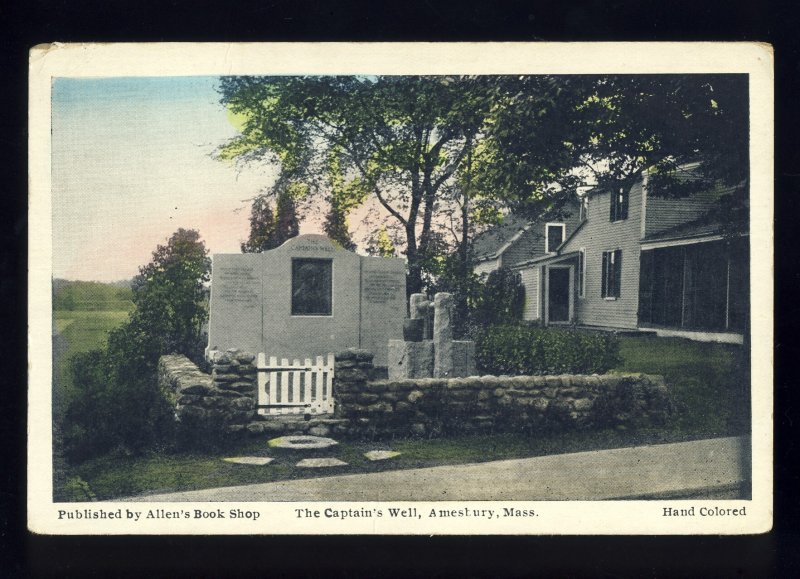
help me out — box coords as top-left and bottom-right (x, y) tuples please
(291, 258), (332, 316)
(610, 186), (629, 222)
(547, 225), (563, 252)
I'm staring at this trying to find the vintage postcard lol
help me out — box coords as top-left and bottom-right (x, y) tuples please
(28, 42), (773, 535)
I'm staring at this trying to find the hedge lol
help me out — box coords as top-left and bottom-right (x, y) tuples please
(476, 324), (622, 375)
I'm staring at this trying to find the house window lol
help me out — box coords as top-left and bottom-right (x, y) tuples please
(291, 258), (333, 316)
(545, 223), (565, 253)
(610, 185), (629, 222)
(601, 250), (622, 298)
(579, 195), (589, 221)
(577, 248), (586, 298)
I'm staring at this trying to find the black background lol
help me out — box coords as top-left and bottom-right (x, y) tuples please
(2, 0), (798, 576)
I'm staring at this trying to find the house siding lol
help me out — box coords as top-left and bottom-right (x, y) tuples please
(471, 200), (583, 277)
(474, 257), (501, 277)
(519, 266), (541, 321)
(644, 186), (728, 237)
(503, 228), (545, 269)
(562, 181), (644, 329)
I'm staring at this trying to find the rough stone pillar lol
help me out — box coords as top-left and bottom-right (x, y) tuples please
(410, 293), (427, 319)
(433, 292), (454, 378)
(410, 293), (432, 340)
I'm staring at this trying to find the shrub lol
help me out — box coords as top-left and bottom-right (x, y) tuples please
(63, 343), (177, 463)
(431, 262), (525, 339)
(471, 268), (526, 329)
(476, 324), (622, 375)
(62, 229), (210, 462)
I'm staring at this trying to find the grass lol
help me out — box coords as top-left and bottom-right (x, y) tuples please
(58, 334), (750, 502)
(73, 428), (697, 501)
(613, 335), (750, 436)
(53, 308), (132, 400)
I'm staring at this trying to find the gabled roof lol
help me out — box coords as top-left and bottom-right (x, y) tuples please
(472, 214), (532, 262)
(512, 249), (581, 269)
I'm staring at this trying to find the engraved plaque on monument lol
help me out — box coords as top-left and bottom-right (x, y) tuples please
(360, 258), (407, 366)
(207, 253), (264, 355)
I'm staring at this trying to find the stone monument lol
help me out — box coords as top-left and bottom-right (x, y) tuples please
(387, 292), (476, 379)
(207, 235), (406, 367)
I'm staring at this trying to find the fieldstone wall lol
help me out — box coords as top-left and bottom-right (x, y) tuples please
(333, 351), (671, 439)
(158, 348), (671, 442)
(158, 349), (258, 433)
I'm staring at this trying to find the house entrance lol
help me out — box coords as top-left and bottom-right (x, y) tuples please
(548, 267), (571, 323)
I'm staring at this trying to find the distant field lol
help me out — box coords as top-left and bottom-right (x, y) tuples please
(54, 308), (132, 400)
(53, 279), (133, 311)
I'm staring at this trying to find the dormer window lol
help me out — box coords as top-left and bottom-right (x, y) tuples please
(610, 185), (629, 222)
(545, 223), (565, 254)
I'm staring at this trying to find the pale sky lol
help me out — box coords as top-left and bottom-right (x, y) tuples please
(51, 76), (313, 282)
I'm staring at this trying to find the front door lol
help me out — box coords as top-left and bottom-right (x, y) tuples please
(548, 267), (570, 323)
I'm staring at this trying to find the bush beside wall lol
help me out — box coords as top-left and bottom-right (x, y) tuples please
(476, 325), (622, 375)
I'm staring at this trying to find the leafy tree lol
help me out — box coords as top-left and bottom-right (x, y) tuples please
(241, 195), (277, 252)
(131, 228), (211, 361)
(241, 190), (300, 252)
(473, 267), (526, 328)
(475, 75), (749, 232)
(323, 201), (356, 250)
(274, 189), (300, 247)
(321, 147), (369, 250)
(218, 74), (749, 297)
(217, 75), (497, 295)
(63, 229), (212, 460)
(365, 226), (397, 258)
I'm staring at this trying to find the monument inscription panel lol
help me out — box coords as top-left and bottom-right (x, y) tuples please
(216, 265), (260, 308)
(363, 270), (405, 305)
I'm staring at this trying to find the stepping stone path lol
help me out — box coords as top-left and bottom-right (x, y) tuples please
(268, 435), (339, 452)
(363, 450), (402, 461)
(222, 457), (274, 466)
(266, 435), (346, 468)
(296, 458), (349, 468)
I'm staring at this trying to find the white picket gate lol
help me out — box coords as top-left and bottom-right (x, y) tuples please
(256, 353), (335, 416)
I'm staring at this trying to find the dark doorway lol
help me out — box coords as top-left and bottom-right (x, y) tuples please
(548, 268), (570, 323)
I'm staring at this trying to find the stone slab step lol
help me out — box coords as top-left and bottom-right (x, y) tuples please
(222, 457), (275, 466)
(364, 450), (402, 461)
(296, 458), (348, 468)
(268, 435), (339, 451)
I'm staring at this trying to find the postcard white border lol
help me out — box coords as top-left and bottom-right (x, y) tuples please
(28, 42), (773, 535)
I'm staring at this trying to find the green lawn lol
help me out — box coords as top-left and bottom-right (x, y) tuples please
(58, 333), (750, 502)
(53, 308), (132, 400)
(70, 428), (699, 501)
(613, 335), (750, 436)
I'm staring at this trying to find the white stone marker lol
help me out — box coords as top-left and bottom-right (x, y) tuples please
(295, 458), (348, 468)
(363, 450), (402, 461)
(222, 457), (275, 466)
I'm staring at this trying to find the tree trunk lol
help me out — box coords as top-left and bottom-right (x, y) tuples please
(405, 223), (423, 297)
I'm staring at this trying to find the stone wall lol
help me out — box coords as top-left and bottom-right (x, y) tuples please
(333, 351), (671, 439)
(159, 348), (671, 442)
(158, 349), (258, 434)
